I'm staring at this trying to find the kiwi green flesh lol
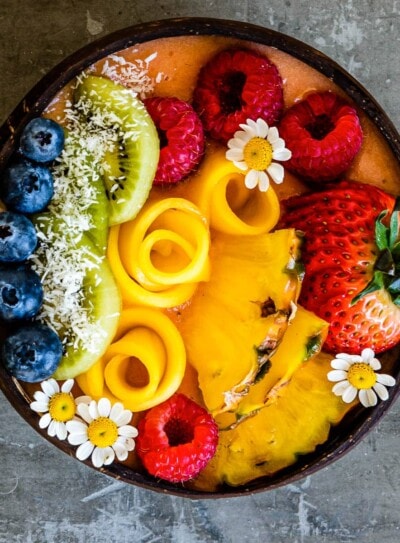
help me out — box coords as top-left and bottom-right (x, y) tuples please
(86, 172), (109, 254)
(53, 232), (121, 380)
(75, 75), (160, 225)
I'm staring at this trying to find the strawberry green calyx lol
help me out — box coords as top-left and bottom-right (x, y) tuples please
(353, 200), (400, 306)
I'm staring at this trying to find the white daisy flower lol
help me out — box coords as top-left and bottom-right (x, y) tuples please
(327, 348), (396, 407)
(65, 398), (138, 468)
(226, 118), (292, 192)
(30, 378), (78, 440)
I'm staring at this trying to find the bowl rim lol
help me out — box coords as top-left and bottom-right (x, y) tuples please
(1, 16), (400, 499)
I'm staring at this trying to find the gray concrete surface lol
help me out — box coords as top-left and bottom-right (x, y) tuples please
(1, 1), (400, 541)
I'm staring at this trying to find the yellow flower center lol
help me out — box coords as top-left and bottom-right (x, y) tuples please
(87, 417), (118, 448)
(243, 137), (273, 171)
(48, 392), (76, 422)
(347, 363), (377, 389)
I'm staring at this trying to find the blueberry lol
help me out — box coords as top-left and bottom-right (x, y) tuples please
(0, 211), (37, 262)
(0, 265), (43, 321)
(19, 117), (64, 163)
(0, 158), (54, 213)
(1, 323), (62, 382)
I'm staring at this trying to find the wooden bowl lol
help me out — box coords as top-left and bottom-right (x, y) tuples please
(1, 17), (399, 498)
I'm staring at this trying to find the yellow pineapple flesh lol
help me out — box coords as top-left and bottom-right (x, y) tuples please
(176, 228), (302, 416)
(193, 351), (354, 491)
(223, 305), (329, 426)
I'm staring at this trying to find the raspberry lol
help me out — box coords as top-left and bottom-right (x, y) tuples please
(278, 91), (363, 183)
(193, 48), (283, 142)
(136, 394), (218, 483)
(144, 97), (204, 185)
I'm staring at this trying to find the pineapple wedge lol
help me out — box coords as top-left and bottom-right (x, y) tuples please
(193, 351), (353, 491)
(224, 305), (329, 426)
(177, 228), (302, 416)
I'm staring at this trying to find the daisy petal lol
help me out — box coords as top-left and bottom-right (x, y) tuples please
(258, 171), (270, 192)
(327, 369), (348, 382)
(267, 162), (284, 184)
(55, 422), (67, 441)
(226, 148), (244, 161)
(369, 358), (381, 371)
(373, 382), (390, 401)
(244, 169), (259, 189)
(33, 390), (50, 404)
(76, 441), (94, 462)
(68, 432), (88, 446)
(30, 401), (50, 414)
(38, 412), (52, 429)
(78, 402), (93, 424)
(376, 373), (396, 387)
(342, 385), (358, 403)
(272, 148), (292, 161)
(48, 419), (58, 437)
(66, 419), (88, 434)
(102, 447), (116, 466)
(359, 388), (377, 407)
(61, 379), (74, 394)
(332, 380), (350, 396)
(75, 395), (92, 406)
(331, 358), (351, 371)
(89, 400), (101, 420)
(255, 118), (269, 138)
(336, 353), (362, 363)
(266, 126), (279, 144)
(361, 348), (375, 362)
(42, 379), (59, 397)
(113, 441), (129, 461)
(227, 137), (245, 150)
(233, 160), (248, 171)
(109, 402), (124, 423)
(113, 409), (132, 427)
(119, 425), (138, 438)
(98, 397), (112, 417)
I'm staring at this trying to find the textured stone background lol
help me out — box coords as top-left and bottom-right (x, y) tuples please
(1, 1), (400, 541)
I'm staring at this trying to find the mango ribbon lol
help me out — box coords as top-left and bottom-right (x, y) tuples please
(76, 307), (186, 411)
(189, 149), (280, 236)
(107, 197), (210, 308)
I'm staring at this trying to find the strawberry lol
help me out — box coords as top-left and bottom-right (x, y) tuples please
(136, 394), (218, 483)
(279, 180), (400, 354)
(144, 97), (205, 185)
(193, 48), (283, 142)
(278, 92), (363, 183)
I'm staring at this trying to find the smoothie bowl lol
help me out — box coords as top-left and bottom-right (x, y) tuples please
(0, 18), (400, 498)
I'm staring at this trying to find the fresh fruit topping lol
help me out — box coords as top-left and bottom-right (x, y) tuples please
(19, 117), (65, 163)
(144, 96), (205, 184)
(31, 216), (121, 380)
(226, 118), (291, 192)
(278, 91), (363, 183)
(74, 75), (160, 225)
(280, 180), (400, 354)
(48, 129), (110, 255)
(328, 348), (396, 407)
(76, 307), (187, 412)
(0, 158), (54, 213)
(0, 211), (37, 262)
(193, 48), (283, 142)
(136, 394), (218, 483)
(1, 322), (63, 382)
(188, 148), (281, 236)
(178, 229), (302, 417)
(108, 197), (210, 308)
(0, 264), (43, 321)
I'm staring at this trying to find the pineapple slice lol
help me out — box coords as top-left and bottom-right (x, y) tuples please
(224, 305), (329, 425)
(177, 228), (302, 416)
(193, 351), (354, 491)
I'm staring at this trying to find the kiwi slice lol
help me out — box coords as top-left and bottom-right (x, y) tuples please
(32, 215), (121, 379)
(49, 130), (110, 255)
(74, 75), (160, 225)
